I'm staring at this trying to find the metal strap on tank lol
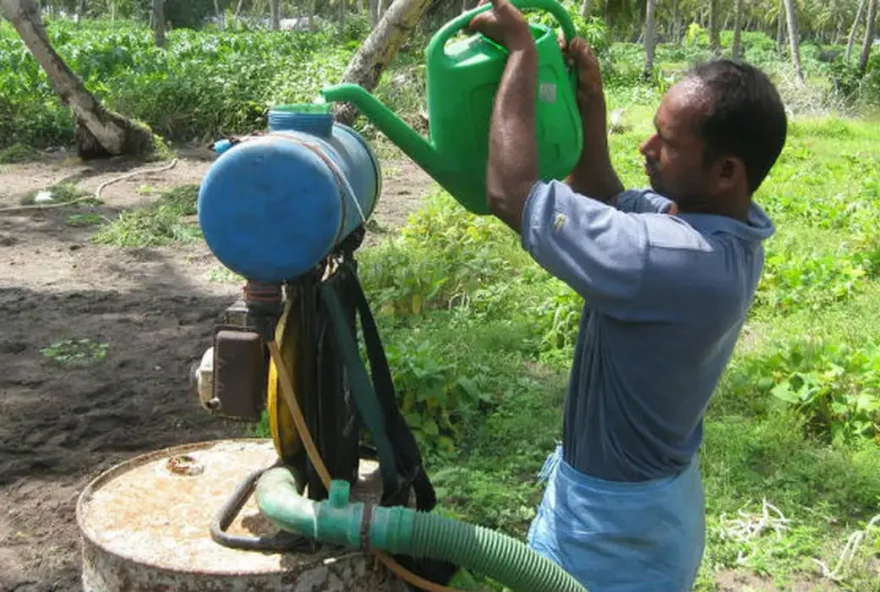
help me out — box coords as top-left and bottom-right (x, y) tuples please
(268, 131), (368, 248)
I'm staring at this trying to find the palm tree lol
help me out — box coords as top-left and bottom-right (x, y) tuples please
(643, 0), (656, 80)
(782, 0), (805, 84)
(859, 0), (878, 74)
(732, 0), (745, 59)
(846, 0), (867, 61)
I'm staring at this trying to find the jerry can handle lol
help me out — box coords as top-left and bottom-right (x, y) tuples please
(426, 0), (577, 62)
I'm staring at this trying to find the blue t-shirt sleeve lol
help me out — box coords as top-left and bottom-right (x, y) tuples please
(521, 180), (649, 318)
(613, 188), (676, 214)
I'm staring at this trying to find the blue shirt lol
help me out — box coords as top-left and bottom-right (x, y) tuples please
(521, 180), (775, 482)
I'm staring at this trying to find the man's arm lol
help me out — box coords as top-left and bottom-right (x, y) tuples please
(562, 38), (623, 203)
(468, 0), (540, 234)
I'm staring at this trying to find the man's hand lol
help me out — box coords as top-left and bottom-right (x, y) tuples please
(468, 0), (533, 51)
(560, 36), (605, 112)
(560, 37), (624, 203)
(469, 0), (539, 234)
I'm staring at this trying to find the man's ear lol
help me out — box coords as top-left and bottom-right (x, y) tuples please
(717, 156), (745, 191)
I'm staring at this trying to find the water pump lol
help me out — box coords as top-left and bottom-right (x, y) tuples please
(190, 105), (587, 592)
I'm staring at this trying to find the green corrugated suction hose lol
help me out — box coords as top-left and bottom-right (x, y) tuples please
(255, 467), (587, 592)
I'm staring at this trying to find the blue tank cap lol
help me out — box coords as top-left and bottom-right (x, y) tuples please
(212, 138), (232, 154)
(269, 103), (334, 136)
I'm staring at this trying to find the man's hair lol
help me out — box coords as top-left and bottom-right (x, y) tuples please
(686, 59), (787, 194)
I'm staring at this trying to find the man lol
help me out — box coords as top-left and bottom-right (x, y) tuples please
(468, 1), (786, 590)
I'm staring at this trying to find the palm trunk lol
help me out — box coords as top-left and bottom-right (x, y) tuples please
(643, 0), (656, 81)
(214, 0), (224, 30)
(152, 0), (164, 46)
(333, 0), (432, 126)
(339, 0), (346, 36)
(732, 0), (744, 59)
(782, 0), (804, 84)
(580, 0), (591, 19)
(777, 2), (785, 56)
(709, 0), (719, 54)
(846, 0), (868, 62)
(672, 0), (680, 44)
(270, 0), (280, 29)
(859, 0), (878, 75)
(0, 0), (153, 158)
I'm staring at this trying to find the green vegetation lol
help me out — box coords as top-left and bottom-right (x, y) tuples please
(92, 184), (201, 247)
(2, 13), (878, 153)
(19, 182), (96, 206)
(0, 142), (38, 164)
(40, 338), (109, 367)
(4, 6), (879, 591)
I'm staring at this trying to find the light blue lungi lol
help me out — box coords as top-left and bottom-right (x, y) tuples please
(527, 445), (706, 592)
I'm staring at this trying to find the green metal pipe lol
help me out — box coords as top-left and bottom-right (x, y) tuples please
(255, 467), (587, 592)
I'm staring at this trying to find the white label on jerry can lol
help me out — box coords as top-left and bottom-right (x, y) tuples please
(539, 83), (557, 103)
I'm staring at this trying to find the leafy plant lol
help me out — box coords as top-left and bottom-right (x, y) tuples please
(732, 340), (880, 445)
(41, 338), (108, 367)
(92, 184), (201, 247)
(385, 335), (490, 459)
(0, 142), (37, 163)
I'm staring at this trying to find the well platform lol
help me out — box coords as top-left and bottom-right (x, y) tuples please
(76, 438), (407, 591)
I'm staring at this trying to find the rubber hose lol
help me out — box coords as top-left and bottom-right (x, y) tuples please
(255, 468), (588, 592)
(409, 512), (586, 592)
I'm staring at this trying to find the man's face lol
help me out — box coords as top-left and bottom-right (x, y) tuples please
(639, 80), (715, 207)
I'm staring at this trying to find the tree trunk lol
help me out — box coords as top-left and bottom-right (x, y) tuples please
(777, 2), (784, 56)
(847, 0), (868, 61)
(0, 0), (153, 158)
(709, 0), (719, 53)
(603, 0), (612, 45)
(732, 0), (744, 59)
(580, 0), (591, 19)
(234, 0), (244, 20)
(782, 0), (804, 84)
(672, 0), (679, 44)
(333, 0), (432, 126)
(643, 0), (656, 81)
(270, 0), (280, 29)
(214, 0), (224, 30)
(859, 0), (878, 74)
(152, 0), (164, 47)
(339, 0), (346, 36)
(309, 0), (316, 30)
(370, 0), (379, 25)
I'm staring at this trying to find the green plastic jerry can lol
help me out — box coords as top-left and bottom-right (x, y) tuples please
(321, 0), (583, 215)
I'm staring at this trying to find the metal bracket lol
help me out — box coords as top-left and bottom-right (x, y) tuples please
(210, 464), (318, 553)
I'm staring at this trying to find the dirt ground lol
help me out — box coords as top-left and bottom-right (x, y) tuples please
(0, 146), (434, 592)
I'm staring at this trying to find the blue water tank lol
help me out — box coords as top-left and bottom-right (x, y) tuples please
(198, 108), (381, 283)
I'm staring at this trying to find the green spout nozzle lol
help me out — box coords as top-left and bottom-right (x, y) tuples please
(321, 83), (441, 179)
(255, 467), (588, 592)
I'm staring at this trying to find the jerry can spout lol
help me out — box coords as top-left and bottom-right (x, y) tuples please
(321, 83), (441, 179)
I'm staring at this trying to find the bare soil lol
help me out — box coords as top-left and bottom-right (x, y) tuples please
(0, 148), (434, 592)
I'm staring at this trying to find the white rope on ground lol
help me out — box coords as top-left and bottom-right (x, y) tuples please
(812, 514), (880, 582)
(0, 158), (179, 214)
(718, 498), (791, 544)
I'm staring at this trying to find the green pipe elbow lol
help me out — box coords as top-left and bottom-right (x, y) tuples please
(255, 467), (588, 592)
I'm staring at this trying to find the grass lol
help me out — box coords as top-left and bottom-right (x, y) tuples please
(0, 142), (37, 164)
(19, 182), (97, 207)
(91, 184), (201, 247)
(40, 338), (108, 367)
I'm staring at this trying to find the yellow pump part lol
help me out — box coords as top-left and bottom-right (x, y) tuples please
(267, 298), (302, 463)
